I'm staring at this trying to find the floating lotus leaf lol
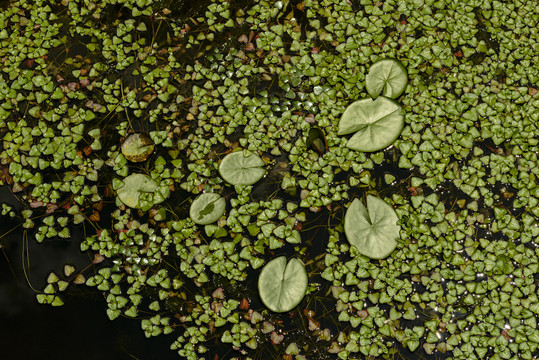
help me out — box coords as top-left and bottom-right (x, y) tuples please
(219, 150), (266, 185)
(338, 97), (404, 152)
(344, 195), (400, 259)
(121, 133), (155, 162)
(365, 58), (408, 99)
(189, 193), (226, 225)
(258, 256), (308, 313)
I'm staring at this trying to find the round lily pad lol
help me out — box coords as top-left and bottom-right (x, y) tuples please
(121, 133), (154, 162)
(219, 150), (266, 185)
(258, 256), (308, 313)
(117, 174), (167, 210)
(344, 196), (401, 259)
(365, 58), (408, 99)
(189, 193), (226, 225)
(338, 97), (404, 152)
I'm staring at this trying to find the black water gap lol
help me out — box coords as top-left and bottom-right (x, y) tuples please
(0, 186), (177, 360)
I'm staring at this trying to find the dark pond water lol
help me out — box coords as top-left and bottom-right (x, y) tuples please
(0, 187), (176, 359)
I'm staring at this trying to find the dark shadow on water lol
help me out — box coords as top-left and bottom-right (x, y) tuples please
(0, 282), (177, 360)
(0, 187), (178, 360)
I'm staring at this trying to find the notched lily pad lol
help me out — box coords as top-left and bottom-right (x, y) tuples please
(116, 174), (168, 210)
(258, 256), (308, 313)
(189, 193), (226, 225)
(365, 58), (408, 99)
(219, 150), (266, 185)
(344, 195), (400, 259)
(121, 133), (155, 162)
(338, 97), (404, 152)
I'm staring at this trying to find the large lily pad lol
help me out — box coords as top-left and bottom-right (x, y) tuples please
(116, 174), (168, 210)
(219, 150), (266, 185)
(365, 58), (408, 99)
(258, 256), (308, 313)
(344, 196), (400, 259)
(338, 97), (404, 152)
(189, 193), (226, 225)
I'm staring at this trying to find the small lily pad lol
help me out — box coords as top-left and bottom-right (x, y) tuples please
(121, 133), (155, 162)
(258, 256), (308, 313)
(117, 174), (166, 209)
(190, 193), (226, 225)
(338, 97), (404, 152)
(219, 150), (266, 185)
(344, 195), (400, 259)
(365, 58), (408, 99)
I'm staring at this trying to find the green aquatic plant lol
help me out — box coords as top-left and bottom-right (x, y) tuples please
(258, 256), (308, 313)
(115, 173), (169, 211)
(189, 192), (226, 225)
(365, 58), (408, 100)
(344, 195), (401, 260)
(121, 133), (155, 162)
(307, 127), (328, 154)
(218, 150), (266, 185)
(338, 97), (404, 152)
(1, 0), (539, 359)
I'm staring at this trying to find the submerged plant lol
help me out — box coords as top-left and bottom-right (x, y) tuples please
(121, 133), (155, 162)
